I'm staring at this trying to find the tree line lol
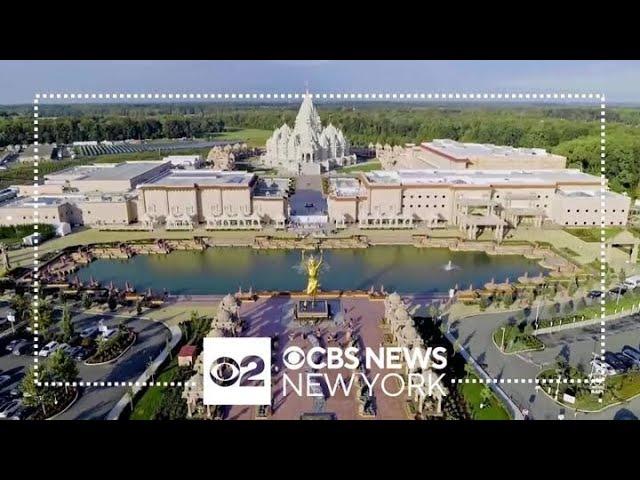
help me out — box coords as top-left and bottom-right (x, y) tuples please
(1, 105), (639, 196)
(0, 116), (226, 145)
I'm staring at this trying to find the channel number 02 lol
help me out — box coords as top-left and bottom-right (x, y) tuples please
(210, 355), (265, 387)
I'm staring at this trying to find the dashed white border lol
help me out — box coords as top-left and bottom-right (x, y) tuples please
(36, 92), (602, 101)
(31, 92), (607, 392)
(598, 98), (607, 406)
(450, 377), (594, 385)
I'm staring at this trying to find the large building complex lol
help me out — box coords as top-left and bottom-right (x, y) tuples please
(0, 138), (631, 237)
(377, 139), (567, 171)
(262, 94), (356, 174)
(138, 170), (289, 230)
(43, 161), (171, 193)
(327, 169), (630, 239)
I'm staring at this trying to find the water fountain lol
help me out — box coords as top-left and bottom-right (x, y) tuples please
(443, 260), (458, 271)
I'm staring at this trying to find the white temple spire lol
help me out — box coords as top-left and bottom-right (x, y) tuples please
(261, 95), (355, 175)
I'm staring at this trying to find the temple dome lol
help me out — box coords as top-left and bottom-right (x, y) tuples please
(262, 93), (352, 173)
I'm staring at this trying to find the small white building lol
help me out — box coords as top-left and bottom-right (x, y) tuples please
(164, 155), (203, 169)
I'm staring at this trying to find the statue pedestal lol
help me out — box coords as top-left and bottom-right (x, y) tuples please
(294, 299), (330, 323)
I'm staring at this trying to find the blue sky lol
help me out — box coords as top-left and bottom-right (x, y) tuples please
(0, 60), (639, 104)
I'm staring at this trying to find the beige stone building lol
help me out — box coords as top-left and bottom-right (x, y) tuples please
(0, 161), (165, 229)
(377, 139), (567, 171)
(138, 170), (289, 230)
(0, 192), (137, 228)
(327, 169), (631, 239)
(43, 161), (171, 193)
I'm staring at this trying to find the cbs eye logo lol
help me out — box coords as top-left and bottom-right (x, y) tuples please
(203, 337), (271, 406)
(210, 355), (265, 387)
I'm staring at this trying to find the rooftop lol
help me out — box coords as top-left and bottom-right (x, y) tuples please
(329, 177), (365, 197)
(0, 196), (70, 208)
(45, 161), (169, 183)
(558, 189), (626, 199)
(363, 169), (601, 187)
(423, 139), (561, 160)
(139, 169), (255, 188)
(253, 177), (289, 198)
(178, 345), (198, 357)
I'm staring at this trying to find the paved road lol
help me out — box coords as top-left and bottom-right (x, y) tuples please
(0, 310), (170, 420)
(289, 175), (327, 216)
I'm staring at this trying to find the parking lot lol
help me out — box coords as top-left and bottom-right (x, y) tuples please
(0, 309), (170, 420)
(448, 307), (640, 420)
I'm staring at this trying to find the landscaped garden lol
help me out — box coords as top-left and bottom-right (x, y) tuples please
(537, 367), (640, 412)
(493, 323), (544, 354)
(413, 315), (511, 420)
(129, 358), (192, 420)
(460, 373), (511, 420)
(20, 349), (79, 419)
(85, 325), (136, 364)
(129, 312), (211, 420)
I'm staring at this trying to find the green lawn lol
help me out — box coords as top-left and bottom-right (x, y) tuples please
(211, 128), (272, 148)
(336, 160), (381, 173)
(565, 227), (625, 243)
(129, 358), (180, 420)
(538, 369), (640, 411)
(460, 373), (511, 420)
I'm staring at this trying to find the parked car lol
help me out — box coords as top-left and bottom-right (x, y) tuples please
(79, 326), (99, 339)
(608, 286), (628, 297)
(0, 399), (22, 418)
(622, 345), (640, 366)
(68, 346), (87, 361)
(12, 341), (33, 356)
(614, 352), (635, 371)
(58, 343), (73, 354)
(623, 275), (640, 289)
(604, 351), (628, 373)
(38, 341), (60, 357)
(590, 359), (617, 376)
(5, 339), (22, 352)
(0, 374), (11, 388)
(587, 290), (604, 299)
(101, 329), (118, 340)
(7, 404), (33, 420)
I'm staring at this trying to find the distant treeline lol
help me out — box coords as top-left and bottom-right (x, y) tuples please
(0, 106), (601, 147)
(1, 104), (639, 196)
(0, 116), (226, 145)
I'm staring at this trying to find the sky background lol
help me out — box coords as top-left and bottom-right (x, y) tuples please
(0, 60), (639, 104)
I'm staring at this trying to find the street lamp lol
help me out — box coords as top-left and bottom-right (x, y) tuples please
(500, 326), (506, 352)
(147, 356), (155, 383)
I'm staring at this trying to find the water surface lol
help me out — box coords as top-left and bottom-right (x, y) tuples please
(75, 246), (544, 295)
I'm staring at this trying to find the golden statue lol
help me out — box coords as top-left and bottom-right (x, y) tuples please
(301, 250), (323, 300)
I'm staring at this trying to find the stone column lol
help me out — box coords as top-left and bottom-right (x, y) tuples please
(632, 242), (639, 264)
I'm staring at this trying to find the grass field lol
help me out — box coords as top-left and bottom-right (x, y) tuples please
(336, 160), (381, 173)
(460, 373), (511, 420)
(565, 227), (625, 243)
(212, 128), (272, 148)
(129, 358), (180, 420)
